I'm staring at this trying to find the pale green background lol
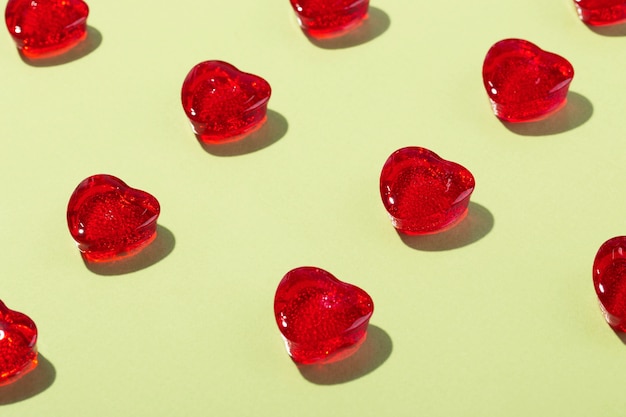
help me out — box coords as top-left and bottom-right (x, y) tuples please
(1, 0), (625, 415)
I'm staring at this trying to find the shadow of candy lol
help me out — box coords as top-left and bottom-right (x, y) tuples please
(399, 202), (494, 251)
(613, 329), (626, 345)
(0, 353), (56, 405)
(587, 22), (626, 37)
(306, 7), (390, 49)
(20, 26), (102, 67)
(199, 110), (288, 157)
(84, 225), (175, 275)
(501, 92), (593, 136)
(297, 324), (392, 385)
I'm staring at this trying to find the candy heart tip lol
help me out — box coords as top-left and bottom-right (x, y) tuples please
(18, 27), (88, 59)
(292, 331), (368, 365)
(392, 207), (470, 236)
(80, 230), (158, 263)
(302, 13), (369, 39)
(494, 97), (569, 123)
(193, 115), (268, 144)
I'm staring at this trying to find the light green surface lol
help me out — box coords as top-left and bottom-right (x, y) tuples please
(2, 0), (626, 415)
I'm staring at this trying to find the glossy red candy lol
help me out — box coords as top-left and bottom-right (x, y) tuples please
(274, 267), (374, 364)
(67, 175), (160, 262)
(380, 147), (475, 235)
(181, 60), (271, 143)
(4, 0), (89, 58)
(482, 39), (574, 122)
(592, 236), (626, 331)
(289, 0), (369, 37)
(0, 301), (38, 386)
(574, 0), (626, 25)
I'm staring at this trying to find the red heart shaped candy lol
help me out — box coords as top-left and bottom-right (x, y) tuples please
(482, 39), (574, 122)
(574, 0), (626, 25)
(181, 60), (271, 143)
(593, 236), (626, 331)
(66, 175), (160, 262)
(274, 267), (374, 364)
(4, 0), (89, 58)
(380, 147), (475, 235)
(289, 0), (369, 38)
(0, 301), (38, 386)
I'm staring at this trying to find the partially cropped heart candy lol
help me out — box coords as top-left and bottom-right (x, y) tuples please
(67, 174), (160, 262)
(4, 0), (89, 58)
(274, 267), (374, 364)
(593, 236), (626, 331)
(181, 60), (272, 143)
(380, 147), (475, 235)
(0, 301), (38, 386)
(482, 39), (574, 122)
(289, 0), (369, 37)
(574, 0), (626, 25)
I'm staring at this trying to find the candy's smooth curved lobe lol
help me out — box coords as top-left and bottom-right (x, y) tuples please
(380, 147), (475, 235)
(574, 0), (626, 26)
(4, 0), (89, 58)
(593, 236), (626, 331)
(181, 61), (271, 143)
(0, 301), (38, 386)
(274, 267), (374, 364)
(66, 175), (160, 262)
(482, 39), (574, 122)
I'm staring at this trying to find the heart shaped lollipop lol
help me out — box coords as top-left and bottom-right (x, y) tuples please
(4, 0), (89, 58)
(574, 0), (626, 25)
(181, 60), (271, 143)
(274, 267), (374, 364)
(0, 300), (38, 386)
(482, 39), (574, 122)
(289, 0), (370, 38)
(593, 236), (626, 331)
(66, 174), (160, 262)
(380, 147), (475, 235)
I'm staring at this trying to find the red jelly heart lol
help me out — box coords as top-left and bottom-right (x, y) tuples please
(574, 0), (626, 25)
(4, 0), (89, 58)
(289, 0), (369, 38)
(0, 301), (38, 386)
(592, 236), (626, 331)
(380, 147), (475, 235)
(482, 39), (574, 122)
(181, 60), (272, 143)
(274, 267), (374, 365)
(66, 174), (160, 262)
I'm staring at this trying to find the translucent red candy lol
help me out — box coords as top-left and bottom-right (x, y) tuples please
(0, 300), (38, 386)
(380, 147), (475, 235)
(181, 60), (271, 143)
(274, 267), (374, 364)
(66, 175), (160, 262)
(574, 0), (626, 25)
(593, 236), (626, 331)
(289, 0), (369, 37)
(4, 0), (89, 58)
(482, 39), (574, 122)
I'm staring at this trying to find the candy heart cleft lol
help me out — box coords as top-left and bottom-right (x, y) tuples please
(0, 300), (38, 386)
(592, 236), (626, 331)
(4, 0), (89, 58)
(274, 267), (374, 365)
(289, 0), (369, 38)
(380, 147), (475, 235)
(181, 60), (272, 143)
(66, 174), (160, 262)
(482, 39), (574, 122)
(574, 0), (626, 25)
